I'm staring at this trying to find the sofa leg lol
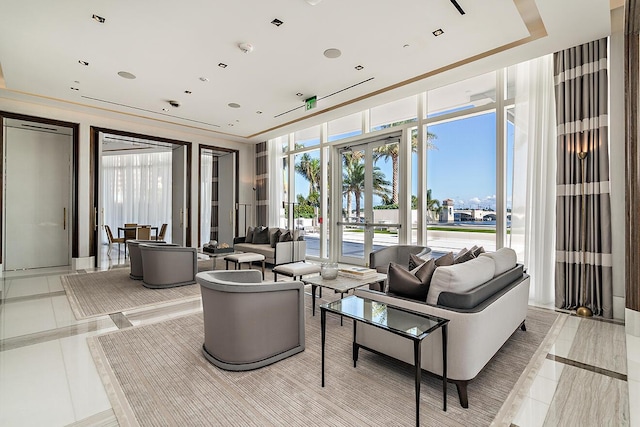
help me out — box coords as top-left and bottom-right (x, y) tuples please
(520, 321), (527, 332)
(453, 380), (469, 408)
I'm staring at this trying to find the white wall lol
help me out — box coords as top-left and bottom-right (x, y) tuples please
(0, 94), (255, 265)
(609, 7), (626, 320)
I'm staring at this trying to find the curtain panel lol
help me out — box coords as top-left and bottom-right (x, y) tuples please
(255, 141), (268, 227)
(553, 37), (613, 317)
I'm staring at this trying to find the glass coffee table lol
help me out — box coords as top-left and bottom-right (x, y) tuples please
(302, 273), (387, 318)
(320, 295), (449, 427)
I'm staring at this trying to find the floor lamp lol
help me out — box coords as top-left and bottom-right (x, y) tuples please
(576, 151), (593, 317)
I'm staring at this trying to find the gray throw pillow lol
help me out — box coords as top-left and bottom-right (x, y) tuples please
(245, 226), (254, 243)
(271, 229), (282, 248)
(435, 252), (454, 267)
(454, 247), (476, 264)
(472, 246), (485, 257)
(408, 253), (427, 270)
(279, 230), (293, 242)
(252, 226), (270, 244)
(387, 259), (435, 301)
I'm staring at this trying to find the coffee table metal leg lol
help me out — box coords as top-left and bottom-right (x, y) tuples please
(442, 323), (448, 411)
(414, 339), (421, 427)
(321, 308), (326, 387)
(340, 292), (345, 326)
(352, 320), (359, 367)
(312, 285), (317, 316)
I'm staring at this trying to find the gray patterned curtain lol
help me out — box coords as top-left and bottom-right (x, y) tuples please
(554, 38), (613, 318)
(255, 141), (268, 226)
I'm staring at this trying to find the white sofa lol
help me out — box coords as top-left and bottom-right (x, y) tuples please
(353, 248), (530, 408)
(233, 227), (306, 266)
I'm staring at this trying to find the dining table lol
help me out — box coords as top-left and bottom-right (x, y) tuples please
(117, 225), (159, 241)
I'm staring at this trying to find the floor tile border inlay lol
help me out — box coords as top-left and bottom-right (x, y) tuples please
(546, 354), (628, 381)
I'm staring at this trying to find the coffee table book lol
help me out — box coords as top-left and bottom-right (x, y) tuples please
(338, 266), (378, 279)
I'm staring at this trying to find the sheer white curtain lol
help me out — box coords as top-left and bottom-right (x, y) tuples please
(510, 55), (557, 305)
(102, 152), (172, 243)
(268, 139), (283, 228)
(200, 152), (214, 245)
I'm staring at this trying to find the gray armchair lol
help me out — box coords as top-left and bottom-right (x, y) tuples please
(139, 244), (198, 288)
(127, 239), (167, 280)
(196, 269), (305, 371)
(369, 245), (431, 273)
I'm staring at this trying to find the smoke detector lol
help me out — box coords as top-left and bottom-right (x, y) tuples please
(238, 42), (254, 54)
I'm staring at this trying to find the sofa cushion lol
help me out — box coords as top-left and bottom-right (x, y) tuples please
(479, 247), (517, 276)
(387, 259), (435, 301)
(252, 226), (270, 244)
(435, 252), (454, 267)
(426, 256), (496, 305)
(408, 253), (425, 270)
(472, 246), (485, 257)
(279, 230), (293, 242)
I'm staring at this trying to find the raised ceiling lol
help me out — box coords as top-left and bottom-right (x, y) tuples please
(0, 0), (612, 142)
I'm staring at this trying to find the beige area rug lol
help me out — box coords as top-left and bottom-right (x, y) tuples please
(89, 299), (560, 427)
(61, 259), (231, 320)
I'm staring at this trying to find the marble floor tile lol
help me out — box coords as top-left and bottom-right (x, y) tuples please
(3, 275), (50, 299)
(536, 359), (565, 381)
(567, 319), (627, 374)
(528, 375), (558, 405)
(0, 297), (58, 339)
(0, 340), (76, 426)
(513, 396), (549, 427)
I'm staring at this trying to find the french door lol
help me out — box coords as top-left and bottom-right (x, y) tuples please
(337, 134), (402, 266)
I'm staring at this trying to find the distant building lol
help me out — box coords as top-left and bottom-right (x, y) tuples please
(439, 198), (455, 223)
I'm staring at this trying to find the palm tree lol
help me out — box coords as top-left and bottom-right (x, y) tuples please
(342, 161), (391, 220)
(373, 129), (437, 204)
(426, 189), (441, 222)
(294, 153), (320, 194)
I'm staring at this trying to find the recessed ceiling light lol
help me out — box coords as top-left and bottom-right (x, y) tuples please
(228, 103), (241, 108)
(228, 123), (234, 127)
(117, 71), (136, 79)
(306, 0), (322, 5)
(323, 48), (341, 59)
(184, 90), (192, 94)
(78, 60), (89, 66)
(432, 29), (444, 37)
(256, 111), (263, 114)
(296, 92), (304, 97)
(199, 77), (209, 82)
(92, 14), (105, 23)
(403, 44), (410, 48)
(74, 80), (80, 84)
(70, 87), (79, 91)
(162, 108), (169, 112)
(218, 63), (228, 68)
(355, 65), (364, 70)
(271, 18), (283, 26)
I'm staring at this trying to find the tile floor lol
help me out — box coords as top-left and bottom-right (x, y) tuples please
(0, 251), (636, 426)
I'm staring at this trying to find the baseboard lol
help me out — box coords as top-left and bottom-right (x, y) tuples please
(72, 256), (95, 270)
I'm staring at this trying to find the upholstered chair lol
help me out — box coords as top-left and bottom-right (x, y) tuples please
(127, 240), (167, 280)
(196, 269), (305, 371)
(139, 244), (197, 288)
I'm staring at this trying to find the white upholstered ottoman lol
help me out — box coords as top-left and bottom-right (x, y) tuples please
(273, 262), (320, 281)
(224, 253), (266, 278)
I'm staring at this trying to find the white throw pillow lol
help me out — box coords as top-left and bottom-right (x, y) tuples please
(479, 247), (517, 276)
(426, 256), (495, 305)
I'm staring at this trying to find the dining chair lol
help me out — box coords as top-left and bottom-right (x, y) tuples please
(137, 225), (151, 240)
(105, 225), (125, 256)
(157, 223), (168, 241)
(124, 223), (138, 241)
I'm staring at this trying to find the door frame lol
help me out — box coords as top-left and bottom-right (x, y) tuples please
(90, 127), (192, 265)
(332, 130), (403, 266)
(197, 144), (239, 248)
(0, 111), (79, 267)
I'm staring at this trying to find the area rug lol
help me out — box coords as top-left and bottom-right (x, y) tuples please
(61, 259), (233, 320)
(89, 301), (560, 427)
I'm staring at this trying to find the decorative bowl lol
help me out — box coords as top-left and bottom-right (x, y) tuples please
(321, 262), (339, 280)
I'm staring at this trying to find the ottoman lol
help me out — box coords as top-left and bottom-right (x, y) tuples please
(224, 252), (266, 278)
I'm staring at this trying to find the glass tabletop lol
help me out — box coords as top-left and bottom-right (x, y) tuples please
(321, 295), (448, 339)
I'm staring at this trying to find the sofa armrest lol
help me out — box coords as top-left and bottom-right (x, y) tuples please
(233, 236), (246, 244)
(274, 240), (307, 265)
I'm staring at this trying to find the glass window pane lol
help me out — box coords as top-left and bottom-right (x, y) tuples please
(294, 125), (321, 148)
(426, 112), (497, 254)
(328, 112), (362, 141)
(411, 128), (419, 244)
(427, 71), (497, 118)
(275, 134), (290, 153)
(293, 149), (320, 257)
(279, 156), (289, 229)
(370, 95), (417, 131)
